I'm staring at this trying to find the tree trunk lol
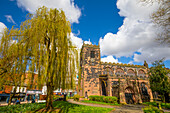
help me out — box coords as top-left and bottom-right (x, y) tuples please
(46, 82), (53, 111)
(8, 87), (16, 105)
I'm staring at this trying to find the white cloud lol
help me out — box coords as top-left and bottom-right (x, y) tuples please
(134, 46), (170, 63)
(128, 61), (133, 64)
(70, 32), (83, 49)
(101, 55), (119, 63)
(99, 0), (170, 63)
(0, 22), (7, 38)
(5, 15), (16, 24)
(70, 33), (92, 49)
(16, 0), (81, 23)
(84, 39), (92, 45)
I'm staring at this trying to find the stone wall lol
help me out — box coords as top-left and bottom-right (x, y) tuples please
(79, 43), (153, 103)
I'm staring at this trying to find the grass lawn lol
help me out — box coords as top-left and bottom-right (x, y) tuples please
(81, 100), (120, 106)
(0, 101), (114, 113)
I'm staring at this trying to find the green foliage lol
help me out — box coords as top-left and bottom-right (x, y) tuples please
(143, 102), (170, 109)
(0, 101), (113, 113)
(143, 105), (163, 113)
(89, 95), (118, 104)
(143, 102), (158, 106)
(73, 94), (80, 101)
(161, 103), (170, 109)
(82, 100), (120, 106)
(0, 6), (79, 109)
(53, 95), (62, 100)
(149, 60), (170, 102)
(0, 26), (29, 105)
(0, 103), (45, 113)
(24, 6), (79, 109)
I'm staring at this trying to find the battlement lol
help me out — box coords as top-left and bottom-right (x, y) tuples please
(82, 42), (100, 48)
(100, 62), (146, 68)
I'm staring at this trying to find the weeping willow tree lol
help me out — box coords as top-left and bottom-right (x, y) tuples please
(0, 27), (29, 105)
(19, 7), (78, 110)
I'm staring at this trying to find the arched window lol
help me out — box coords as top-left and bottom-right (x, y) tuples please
(116, 68), (124, 75)
(103, 69), (107, 75)
(127, 69), (135, 76)
(90, 51), (95, 58)
(138, 69), (146, 77)
(103, 68), (112, 75)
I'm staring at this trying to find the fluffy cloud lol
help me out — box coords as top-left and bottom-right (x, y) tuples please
(100, 0), (170, 63)
(70, 32), (83, 49)
(70, 33), (92, 49)
(16, 0), (81, 23)
(0, 22), (7, 37)
(5, 15), (16, 24)
(101, 55), (119, 63)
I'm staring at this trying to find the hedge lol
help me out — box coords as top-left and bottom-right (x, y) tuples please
(89, 95), (118, 104)
(73, 94), (80, 101)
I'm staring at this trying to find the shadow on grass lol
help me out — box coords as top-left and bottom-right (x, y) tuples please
(53, 101), (80, 113)
(31, 101), (80, 113)
(0, 101), (113, 113)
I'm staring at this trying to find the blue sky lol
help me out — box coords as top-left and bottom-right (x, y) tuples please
(0, 0), (170, 68)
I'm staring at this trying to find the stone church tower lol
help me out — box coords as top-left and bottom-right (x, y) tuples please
(79, 43), (153, 104)
(79, 42), (101, 96)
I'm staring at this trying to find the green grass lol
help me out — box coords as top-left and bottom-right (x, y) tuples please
(81, 100), (120, 106)
(0, 101), (114, 113)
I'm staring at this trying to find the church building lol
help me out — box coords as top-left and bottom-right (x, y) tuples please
(79, 43), (153, 104)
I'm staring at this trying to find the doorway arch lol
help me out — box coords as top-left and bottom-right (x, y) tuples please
(140, 82), (150, 102)
(125, 87), (135, 104)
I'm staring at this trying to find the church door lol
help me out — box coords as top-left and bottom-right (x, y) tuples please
(125, 87), (135, 104)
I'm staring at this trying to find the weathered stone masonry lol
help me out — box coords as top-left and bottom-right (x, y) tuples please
(79, 43), (153, 104)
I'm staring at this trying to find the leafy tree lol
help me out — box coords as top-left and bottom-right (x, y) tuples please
(140, 0), (170, 44)
(20, 7), (78, 110)
(0, 27), (29, 105)
(0, 6), (78, 110)
(149, 60), (170, 102)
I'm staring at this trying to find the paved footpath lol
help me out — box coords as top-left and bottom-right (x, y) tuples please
(67, 99), (117, 108)
(0, 101), (31, 106)
(112, 104), (144, 113)
(68, 99), (144, 113)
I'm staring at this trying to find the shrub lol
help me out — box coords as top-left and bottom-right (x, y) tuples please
(103, 96), (118, 104)
(89, 95), (96, 101)
(143, 106), (163, 113)
(89, 95), (118, 104)
(143, 102), (170, 109)
(68, 97), (74, 99)
(73, 94), (80, 101)
(161, 103), (170, 109)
